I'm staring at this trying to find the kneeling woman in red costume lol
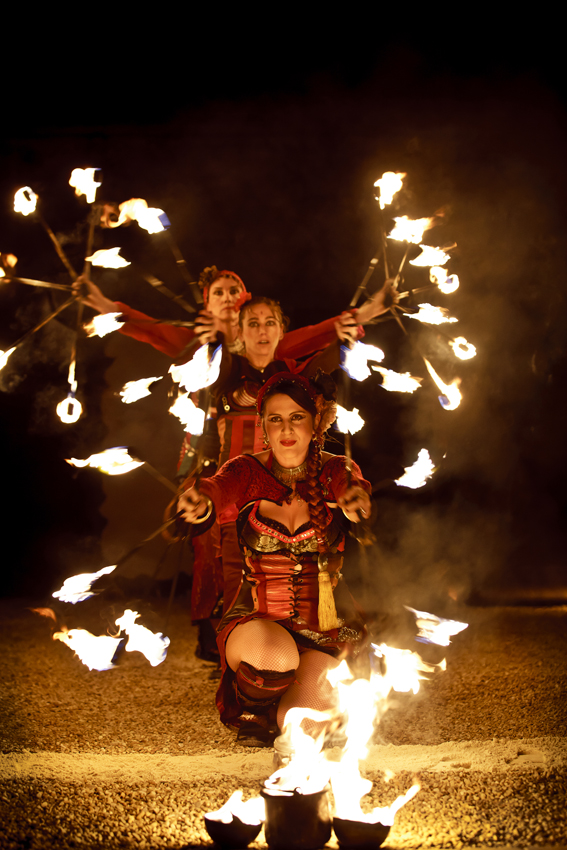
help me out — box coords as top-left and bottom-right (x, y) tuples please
(178, 371), (371, 745)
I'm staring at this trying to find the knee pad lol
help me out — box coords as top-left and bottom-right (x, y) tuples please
(235, 661), (296, 709)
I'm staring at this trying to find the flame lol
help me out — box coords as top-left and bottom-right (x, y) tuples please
(52, 565), (117, 604)
(84, 312), (126, 338)
(371, 366), (422, 393)
(69, 168), (101, 204)
(66, 447), (144, 475)
(408, 303), (458, 326)
(410, 245), (451, 267)
(53, 626), (122, 671)
(430, 266), (459, 294)
(395, 448), (435, 489)
(267, 707), (331, 795)
(120, 376), (162, 404)
(56, 396), (82, 424)
(388, 216), (435, 244)
(14, 186), (38, 216)
(206, 790), (265, 826)
(0, 269), (4, 279)
(405, 606), (468, 647)
(336, 405), (365, 435)
(169, 343), (222, 393)
(114, 609), (169, 667)
(374, 172), (405, 209)
(1, 253), (18, 269)
(169, 393), (206, 434)
(0, 347), (16, 372)
(85, 247), (130, 269)
(423, 359), (462, 410)
(341, 341), (385, 381)
(450, 336), (476, 360)
(106, 198), (170, 234)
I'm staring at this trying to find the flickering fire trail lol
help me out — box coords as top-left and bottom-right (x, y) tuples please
(69, 168), (101, 204)
(85, 248), (131, 268)
(395, 449), (435, 489)
(84, 312), (126, 338)
(120, 376), (162, 404)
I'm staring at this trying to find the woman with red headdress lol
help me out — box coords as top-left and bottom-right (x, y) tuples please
(179, 370), (371, 745)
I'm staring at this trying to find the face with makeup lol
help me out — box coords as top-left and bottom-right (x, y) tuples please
(205, 276), (244, 321)
(240, 303), (284, 366)
(263, 393), (319, 468)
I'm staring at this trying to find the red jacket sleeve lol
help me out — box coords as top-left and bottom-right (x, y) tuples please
(116, 302), (196, 359)
(276, 312), (364, 359)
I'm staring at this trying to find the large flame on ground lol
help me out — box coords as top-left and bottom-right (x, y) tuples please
(85, 247), (130, 269)
(450, 336), (476, 360)
(66, 447), (144, 475)
(341, 342), (385, 381)
(395, 449), (435, 489)
(169, 393), (206, 434)
(69, 168), (101, 204)
(388, 216), (435, 244)
(120, 376), (162, 404)
(372, 366), (422, 393)
(374, 172), (405, 209)
(53, 627), (122, 672)
(169, 344), (222, 393)
(423, 359), (462, 410)
(84, 312), (126, 338)
(410, 245), (451, 267)
(336, 405), (365, 435)
(430, 266), (459, 294)
(114, 609), (170, 667)
(408, 303), (458, 325)
(14, 186), (38, 216)
(52, 565), (116, 604)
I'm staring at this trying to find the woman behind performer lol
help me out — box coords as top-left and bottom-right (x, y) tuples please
(179, 371), (371, 746)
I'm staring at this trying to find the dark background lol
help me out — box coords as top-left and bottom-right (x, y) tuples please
(1, 20), (565, 609)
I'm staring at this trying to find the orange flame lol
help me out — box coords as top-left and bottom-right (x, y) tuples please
(374, 172), (406, 209)
(169, 343), (222, 393)
(388, 216), (435, 244)
(408, 303), (458, 326)
(423, 359), (462, 410)
(410, 245), (452, 267)
(66, 447), (144, 475)
(85, 248), (130, 269)
(69, 168), (101, 204)
(84, 312), (126, 338)
(14, 186), (38, 216)
(169, 393), (206, 434)
(450, 336), (476, 360)
(430, 266), (459, 294)
(395, 449), (435, 488)
(120, 376), (162, 404)
(372, 366), (422, 393)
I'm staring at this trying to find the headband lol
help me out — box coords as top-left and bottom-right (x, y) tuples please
(202, 269), (248, 307)
(256, 371), (316, 415)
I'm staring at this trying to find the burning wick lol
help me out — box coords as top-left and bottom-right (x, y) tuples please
(430, 266), (459, 294)
(14, 186), (38, 216)
(114, 609), (170, 667)
(450, 336), (476, 360)
(120, 376), (162, 404)
(103, 198), (170, 234)
(69, 168), (101, 204)
(336, 405), (365, 435)
(423, 359), (462, 410)
(84, 312), (126, 338)
(341, 341), (385, 381)
(371, 366), (422, 393)
(410, 245), (452, 267)
(53, 627), (123, 672)
(374, 172), (406, 209)
(388, 216), (435, 244)
(52, 565), (117, 604)
(395, 449), (435, 489)
(85, 247), (130, 269)
(405, 606), (468, 647)
(169, 393), (206, 434)
(169, 343), (222, 393)
(0, 347), (16, 372)
(56, 362), (83, 424)
(408, 303), (458, 326)
(66, 447), (144, 475)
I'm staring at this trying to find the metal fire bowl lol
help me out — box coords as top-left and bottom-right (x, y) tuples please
(203, 813), (262, 848)
(333, 816), (390, 849)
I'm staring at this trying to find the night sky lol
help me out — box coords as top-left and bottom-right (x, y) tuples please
(1, 22), (565, 608)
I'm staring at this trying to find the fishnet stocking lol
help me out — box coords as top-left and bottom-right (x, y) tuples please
(225, 620), (300, 673)
(277, 649), (340, 733)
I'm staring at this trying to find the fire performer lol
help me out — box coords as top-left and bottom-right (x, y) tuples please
(75, 270), (392, 664)
(178, 371), (371, 746)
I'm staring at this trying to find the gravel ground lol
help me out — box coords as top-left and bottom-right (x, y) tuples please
(1, 597), (566, 848)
